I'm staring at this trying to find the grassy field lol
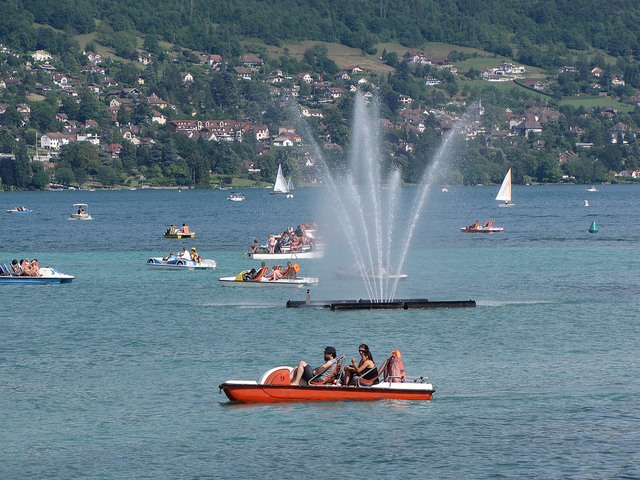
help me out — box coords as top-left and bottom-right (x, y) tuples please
(211, 176), (270, 188)
(263, 41), (394, 76)
(559, 96), (633, 112)
(263, 40), (508, 76)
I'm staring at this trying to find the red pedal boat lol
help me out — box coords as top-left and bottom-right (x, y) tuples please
(219, 356), (435, 404)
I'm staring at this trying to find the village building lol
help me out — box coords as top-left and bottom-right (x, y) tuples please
(32, 50), (52, 62)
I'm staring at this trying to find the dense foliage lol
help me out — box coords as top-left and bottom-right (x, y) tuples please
(2, 0), (640, 60)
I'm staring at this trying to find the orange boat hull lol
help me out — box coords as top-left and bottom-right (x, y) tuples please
(219, 382), (434, 404)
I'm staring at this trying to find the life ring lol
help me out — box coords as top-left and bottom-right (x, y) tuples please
(176, 260), (184, 266)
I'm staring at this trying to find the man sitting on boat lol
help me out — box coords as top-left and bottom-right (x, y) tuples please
(290, 346), (338, 386)
(247, 240), (260, 254)
(283, 262), (298, 279)
(162, 252), (176, 261)
(11, 259), (22, 275)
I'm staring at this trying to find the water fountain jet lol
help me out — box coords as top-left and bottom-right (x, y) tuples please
(286, 93), (475, 310)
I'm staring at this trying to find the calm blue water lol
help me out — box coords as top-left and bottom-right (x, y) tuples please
(1, 185), (639, 479)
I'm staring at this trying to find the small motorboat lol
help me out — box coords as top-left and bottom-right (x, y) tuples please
(147, 256), (216, 270)
(219, 264), (318, 287)
(461, 220), (504, 233)
(69, 204), (92, 220)
(586, 186), (598, 192)
(227, 192), (245, 201)
(6, 206), (32, 213)
(0, 265), (74, 284)
(219, 353), (434, 404)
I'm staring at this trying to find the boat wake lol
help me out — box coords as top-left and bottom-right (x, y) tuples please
(199, 302), (281, 308)
(476, 299), (557, 307)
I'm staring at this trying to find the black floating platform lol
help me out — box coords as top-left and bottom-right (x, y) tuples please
(286, 298), (476, 310)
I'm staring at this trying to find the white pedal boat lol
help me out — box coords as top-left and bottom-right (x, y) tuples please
(147, 257), (217, 270)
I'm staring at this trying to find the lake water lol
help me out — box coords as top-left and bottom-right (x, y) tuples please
(1, 185), (639, 479)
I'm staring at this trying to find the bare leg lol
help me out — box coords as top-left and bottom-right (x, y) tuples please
(290, 361), (308, 385)
(344, 367), (353, 385)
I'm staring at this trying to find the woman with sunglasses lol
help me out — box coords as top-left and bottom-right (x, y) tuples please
(343, 344), (376, 385)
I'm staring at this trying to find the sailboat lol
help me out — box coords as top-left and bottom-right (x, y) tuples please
(286, 176), (294, 198)
(271, 164), (292, 197)
(496, 168), (514, 206)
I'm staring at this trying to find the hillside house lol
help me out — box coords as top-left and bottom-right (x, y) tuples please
(107, 143), (122, 158)
(240, 54), (263, 67)
(609, 122), (630, 143)
(81, 63), (106, 74)
(84, 52), (102, 64)
(513, 115), (543, 136)
(430, 57), (451, 66)
(76, 133), (100, 145)
(523, 80), (545, 90)
(32, 50), (52, 62)
(208, 54), (223, 70)
(243, 124), (270, 141)
(231, 67), (252, 80)
(326, 87), (343, 99)
(151, 110), (167, 125)
(272, 134), (294, 147)
(182, 72), (194, 84)
(402, 50), (427, 64)
(147, 93), (167, 109)
(265, 74), (285, 84)
(39, 63), (56, 72)
(611, 75), (625, 86)
(41, 132), (76, 150)
(138, 53), (153, 65)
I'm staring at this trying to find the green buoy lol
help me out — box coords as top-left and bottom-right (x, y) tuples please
(588, 221), (598, 233)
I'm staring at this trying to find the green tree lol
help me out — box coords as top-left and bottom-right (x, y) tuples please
(13, 139), (31, 188)
(31, 169), (50, 189)
(54, 166), (76, 185)
(97, 165), (119, 186)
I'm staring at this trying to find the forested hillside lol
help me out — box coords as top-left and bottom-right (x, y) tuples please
(2, 0), (640, 190)
(3, 0), (640, 62)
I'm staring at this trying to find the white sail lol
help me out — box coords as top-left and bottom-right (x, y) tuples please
(287, 176), (294, 192)
(273, 164), (289, 194)
(495, 168), (512, 203)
